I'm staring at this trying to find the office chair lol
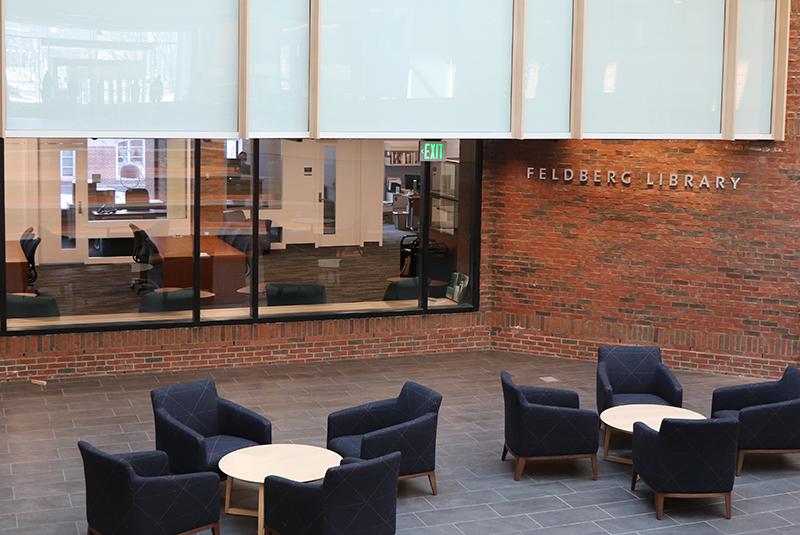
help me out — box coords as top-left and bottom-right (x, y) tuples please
(20, 233), (41, 291)
(129, 225), (160, 294)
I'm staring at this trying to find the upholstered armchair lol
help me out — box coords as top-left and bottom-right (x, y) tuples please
(632, 418), (739, 519)
(151, 379), (272, 474)
(597, 345), (683, 415)
(265, 453), (400, 535)
(501, 372), (599, 481)
(711, 365), (800, 475)
(78, 441), (220, 535)
(327, 381), (442, 495)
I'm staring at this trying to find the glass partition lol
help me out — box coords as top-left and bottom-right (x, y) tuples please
(319, 0), (514, 136)
(524, 0), (573, 136)
(4, 138), (195, 331)
(248, 0), (311, 137)
(582, 0), (726, 137)
(4, 0), (239, 136)
(736, 0), (777, 137)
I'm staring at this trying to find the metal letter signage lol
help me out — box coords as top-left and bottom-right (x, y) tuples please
(526, 168), (742, 191)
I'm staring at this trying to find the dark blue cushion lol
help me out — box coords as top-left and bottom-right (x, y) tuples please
(151, 379), (220, 437)
(612, 393), (670, 406)
(713, 410), (740, 420)
(328, 435), (362, 459)
(205, 435), (258, 471)
(397, 382), (443, 420)
(599, 345), (662, 394)
(267, 283), (327, 306)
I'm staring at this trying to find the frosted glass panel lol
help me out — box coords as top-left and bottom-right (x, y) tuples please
(4, 0), (239, 136)
(320, 0), (514, 136)
(524, 0), (573, 135)
(736, 0), (776, 136)
(583, 0), (725, 136)
(249, 0), (310, 136)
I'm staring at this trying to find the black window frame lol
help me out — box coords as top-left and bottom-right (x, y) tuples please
(0, 138), (482, 336)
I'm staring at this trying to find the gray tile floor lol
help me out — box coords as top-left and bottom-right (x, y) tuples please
(1, 351), (798, 535)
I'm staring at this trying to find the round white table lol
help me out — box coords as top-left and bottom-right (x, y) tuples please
(600, 404), (706, 464)
(219, 444), (342, 535)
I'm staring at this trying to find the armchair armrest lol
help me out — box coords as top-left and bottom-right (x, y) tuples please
(218, 398), (272, 445)
(327, 398), (399, 442)
(131, 472), (220, 533)
(596, 362), (614, 414)
(361, 412), (438, 475)
(117, 450), (170, 477)
(518, 399), (599, 455)
(632, 421), (661, 477)
(739, 398), (800, 450)
(265, 476), (323, 535)
(655, 364), (683, 407)
(520, 386), (579, 409)
(154, 408), (205, 474)
(712, 381), (783, 413)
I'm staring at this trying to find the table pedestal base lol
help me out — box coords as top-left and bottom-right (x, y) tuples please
(224, 478), (264, 535)
(602, 426), (633, 465)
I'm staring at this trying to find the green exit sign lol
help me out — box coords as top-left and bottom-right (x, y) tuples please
(420, 141), (447, 162)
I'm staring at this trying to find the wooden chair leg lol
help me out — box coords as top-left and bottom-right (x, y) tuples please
(725, 492), (732, 519)
(514, 457), (526, 481)
(630, 470), (638, 491)
(427, 472), (438, 496)
(655, 493), (665, 520)
(501, 444), (508, 461)
(736, 451), (746, 476)
(213, 522), (221, 535)
(590, 454), (598, 481)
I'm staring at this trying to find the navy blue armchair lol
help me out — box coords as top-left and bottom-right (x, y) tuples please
(711, 365), (800, 475)
(79, 441), (220, 535)
(151, 379), (272, 474)
(265, 452), (400, 535)
(597, 345), (683, 415)
(632, 418), (738, 520)
(327, 381), (442, 495)
(501, 372), (599, 481)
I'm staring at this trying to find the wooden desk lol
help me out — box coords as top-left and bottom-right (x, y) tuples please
(5, 241), (28, 294)
(149, 236), (247, 304)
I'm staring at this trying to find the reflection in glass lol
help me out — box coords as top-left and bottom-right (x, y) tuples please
(4, 0), (239, 135)
(4, 138), (194, 330)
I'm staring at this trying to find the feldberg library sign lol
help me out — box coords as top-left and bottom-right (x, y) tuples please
(527, 168), (742, 190)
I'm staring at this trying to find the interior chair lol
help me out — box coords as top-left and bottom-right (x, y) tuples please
(20, 235), (41, 289)
(632, 418), (739, 520)
(151, 379), (272, 474)
(392, 193), (411, 230)
(500, 371), (599, 481)
(266, 283), (327, 306)
(223, 209), (248, 223)
(265, 453), (400, 535)
(130, 225), (158, 293)
(327, 381), (442, 495)
(125, 188), (150, 211)
(6, 294), (60, 318)
(78, 441), (220, 535)
(596, 345), (683, 415)
(711, 365), (800, 475)
(139, 289), (195, 313)
(383, 278), (448, 301)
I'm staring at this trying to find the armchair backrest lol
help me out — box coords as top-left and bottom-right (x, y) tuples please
(598, 345), (662, 394)
(322, 453), (400, 535)
(151, 379), (220, 437)
(78, 441), (133, 534)
(266, 283), (327, 306)
(657, 419), (738, 493)
(500, 371), (524, 449)
(777, 366), (800, 401)
(397, 381), (442, 420)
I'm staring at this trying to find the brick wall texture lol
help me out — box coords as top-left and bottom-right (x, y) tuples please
(2, 13), (800, 382)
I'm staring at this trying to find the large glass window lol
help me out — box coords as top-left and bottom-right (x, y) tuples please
(524, 0), (573, 136)
(319, 0), (514, 136)
(2, 138), (481, 333)
(248, 0), (310, 137)
(4, 0), (239, 136)
(4, 138), (195, 331)
(582, 0), (726, 137)
(736, 0), (777, 137)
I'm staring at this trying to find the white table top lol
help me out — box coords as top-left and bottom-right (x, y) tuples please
(600, 404), (705, 434)
(218, 444), (342, 485)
